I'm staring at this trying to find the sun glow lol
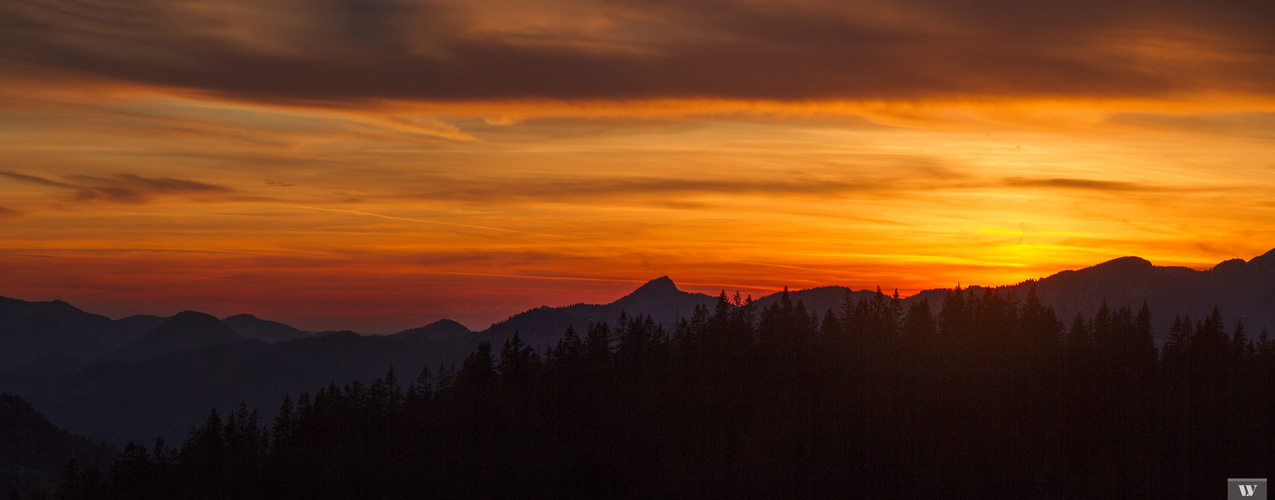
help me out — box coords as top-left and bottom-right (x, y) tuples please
(2, 0), (1273, 331)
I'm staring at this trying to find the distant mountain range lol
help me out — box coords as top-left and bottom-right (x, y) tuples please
(471, 276), (719, 350)
(1, 248), (1273, 445)
(471, 248), (1275, 349)
(1013, 251), (1275, 342)
(703, 249), (1275, 347)
(0, 303), (313, 372)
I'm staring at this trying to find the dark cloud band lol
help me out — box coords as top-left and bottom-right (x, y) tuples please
(1, 0), (1271, 103)
(0, 170), (231, 204)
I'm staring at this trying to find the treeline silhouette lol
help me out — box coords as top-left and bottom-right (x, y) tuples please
(54, 286), (1274, 498)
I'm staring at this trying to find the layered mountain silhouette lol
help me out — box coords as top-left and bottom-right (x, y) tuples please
(0, 333), (464, 445)
(221, 314), (309, 343)
(393, 319), (471, 344)
(0, 305), (310, 371)
(109, 311), (244, 362)
(0, 298), (132, 371)
(1, 248), (1274, 445)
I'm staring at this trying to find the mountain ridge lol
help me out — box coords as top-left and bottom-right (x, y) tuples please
(222, 314), (310, 343)
(2, 248), (1274, 446)
(109, 311), (244, 362)
(472, 276), (718, 350)
(2, 248), (1274, 373)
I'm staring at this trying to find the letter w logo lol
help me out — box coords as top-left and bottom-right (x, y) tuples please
(1240, 484), (1259, 497)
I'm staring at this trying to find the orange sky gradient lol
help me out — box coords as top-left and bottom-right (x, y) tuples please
(1, 0), (1273, 332)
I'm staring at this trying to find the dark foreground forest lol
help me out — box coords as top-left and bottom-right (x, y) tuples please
(55, 286), (1274, 498)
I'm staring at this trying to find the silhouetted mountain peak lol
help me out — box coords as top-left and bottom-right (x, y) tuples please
(109, 311), (242, 361)
(168, 310), (217, 322)
(149, 312), (241, 343)
(478, 276), (717, 350)
(618, 277), (679, 302)
(431, 318), (467, 328)
(644, 275), (677, 289)
(395, 319), (471, 343)
(1092, 256), (1153, 272)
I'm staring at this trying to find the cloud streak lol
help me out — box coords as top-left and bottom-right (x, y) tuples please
(1, 0), (1270, 104)
(422, 176), (878, 202)
(1002, 177), (1225, 194)
(396, 170), (969, 207)
(1004, 177), (1149, 192)
(0, 170), (231, 204)
(285, 205), (539, 235)
(402, 170), (1219, 206)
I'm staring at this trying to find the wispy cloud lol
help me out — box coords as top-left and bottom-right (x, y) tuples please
(1104, 112), (1275, 140)
(0, 207), (23, 219)
(1000, 177), (1229, 194)
(406, 163), (970, 205)
(284, 205), (538, 235)
(425, 177), (873, 201)
(1004, 177), (1150, 192)
(0, 170), (231, 204)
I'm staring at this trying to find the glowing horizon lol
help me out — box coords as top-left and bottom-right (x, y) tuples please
(2, 0), (1273, 332)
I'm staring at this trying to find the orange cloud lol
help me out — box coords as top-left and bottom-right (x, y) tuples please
(1, 0), (1273, 332)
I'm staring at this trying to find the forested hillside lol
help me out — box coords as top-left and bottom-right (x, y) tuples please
(0, 394), (115, 498)
(54, 286), (1275, 499)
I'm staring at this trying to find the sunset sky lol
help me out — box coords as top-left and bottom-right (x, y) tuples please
(2, 0), (1273, 332)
